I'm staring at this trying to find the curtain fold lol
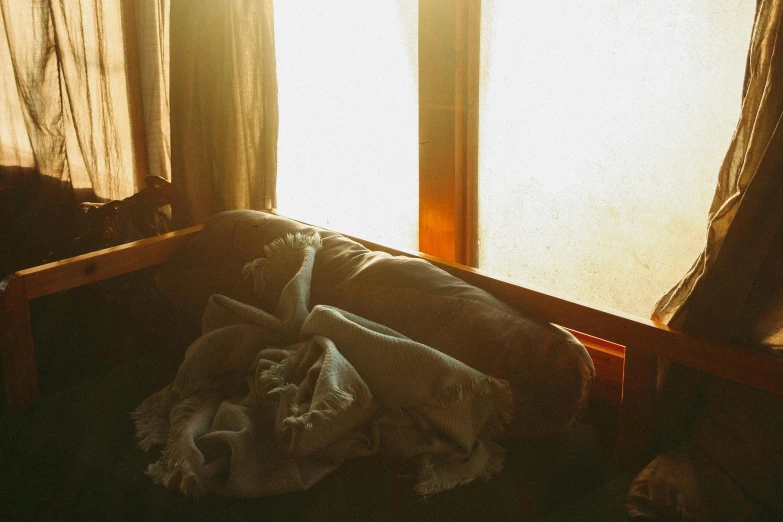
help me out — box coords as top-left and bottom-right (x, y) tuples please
(124, 0), (171, 184)
(1, 1), (69, 185)
(648, 0), (783, 449)
(170, 0), (278, 227)
(0, 0), (170, 202)
(631, 2), (783, 517)
(652, 0), (783, 353)
(2, 0), (127, 199)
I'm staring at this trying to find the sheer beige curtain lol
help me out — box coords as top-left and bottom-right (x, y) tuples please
(0, 0), (170, 274)
(652, 0), (783, 353)
(169, 0), (278, 226)
(125, 0), (171, 185)
(649, 0), (783, 448)
(0, 0), (169, 200)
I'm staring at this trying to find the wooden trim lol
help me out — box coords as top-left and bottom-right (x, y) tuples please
(17, 225), (203, 300)
(419, 0), (480, 265)
(464, 0), (480, 268)
(569, 330), (626, 356)
(573, 332), (625, 407)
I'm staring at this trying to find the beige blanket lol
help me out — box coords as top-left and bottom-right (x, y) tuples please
(133, 232), (512, 497)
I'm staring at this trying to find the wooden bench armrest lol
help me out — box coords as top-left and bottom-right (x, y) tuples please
(0, 225), (203, 414)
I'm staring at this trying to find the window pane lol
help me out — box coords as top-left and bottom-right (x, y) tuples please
(478, 0), (754, 317)
(275, 1), (418, 250)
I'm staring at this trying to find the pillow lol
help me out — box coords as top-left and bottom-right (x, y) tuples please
(327, 278), (591, 439)
(156, 210), (595, 439)
(156, 211), (380, 321)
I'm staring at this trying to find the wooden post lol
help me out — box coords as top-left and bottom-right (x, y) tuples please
(616, 348), (658, 471)
(0, 274), (39, 413)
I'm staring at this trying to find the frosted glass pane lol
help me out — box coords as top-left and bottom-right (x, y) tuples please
(275, 1), (418, 251)
(478, 1), (754, 317)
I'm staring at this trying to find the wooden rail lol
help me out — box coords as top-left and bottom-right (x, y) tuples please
(19, 225), (204, 300)
(2, 215), (782, 471)
(0, 225), (202, 413)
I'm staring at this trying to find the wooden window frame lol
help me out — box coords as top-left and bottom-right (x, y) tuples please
(418, 0), (480, 266)
(415, 2), (778, 468)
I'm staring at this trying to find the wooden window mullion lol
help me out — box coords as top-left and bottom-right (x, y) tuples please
(418, 0), (480, 265)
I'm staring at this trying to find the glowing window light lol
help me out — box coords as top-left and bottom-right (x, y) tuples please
(478, 0), (754, 317)
(275, 1), (418, 251)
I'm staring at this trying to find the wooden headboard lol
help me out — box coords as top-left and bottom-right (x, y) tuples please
(2, 215), (782, 471)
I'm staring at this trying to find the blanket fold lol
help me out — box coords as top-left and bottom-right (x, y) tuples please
(133, 231), (512, 497)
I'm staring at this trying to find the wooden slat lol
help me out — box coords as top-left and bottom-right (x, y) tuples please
(576, 333), (625, 407)
(419, 0), (458, 261)
(17, 225), (203, 300)
(616, 349), (659, 470)
(0, 275), (39, 413)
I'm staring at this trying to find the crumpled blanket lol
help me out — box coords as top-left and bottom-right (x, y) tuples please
(132, 232), (512, 498)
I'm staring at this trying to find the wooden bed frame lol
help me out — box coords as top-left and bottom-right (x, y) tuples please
(3, 214), (783, 471)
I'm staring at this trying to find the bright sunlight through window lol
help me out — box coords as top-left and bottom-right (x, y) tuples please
(275, 1), (418, 251)
(478, 0), (755, 317)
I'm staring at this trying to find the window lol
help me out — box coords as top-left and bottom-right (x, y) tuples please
(478, 1), (755, 316)
(275, 1), (755, 317)
(275, 1), (419, 251)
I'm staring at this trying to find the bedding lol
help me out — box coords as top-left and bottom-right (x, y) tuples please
(133, 231), (512, 497)
(155, 210), (595, 441)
